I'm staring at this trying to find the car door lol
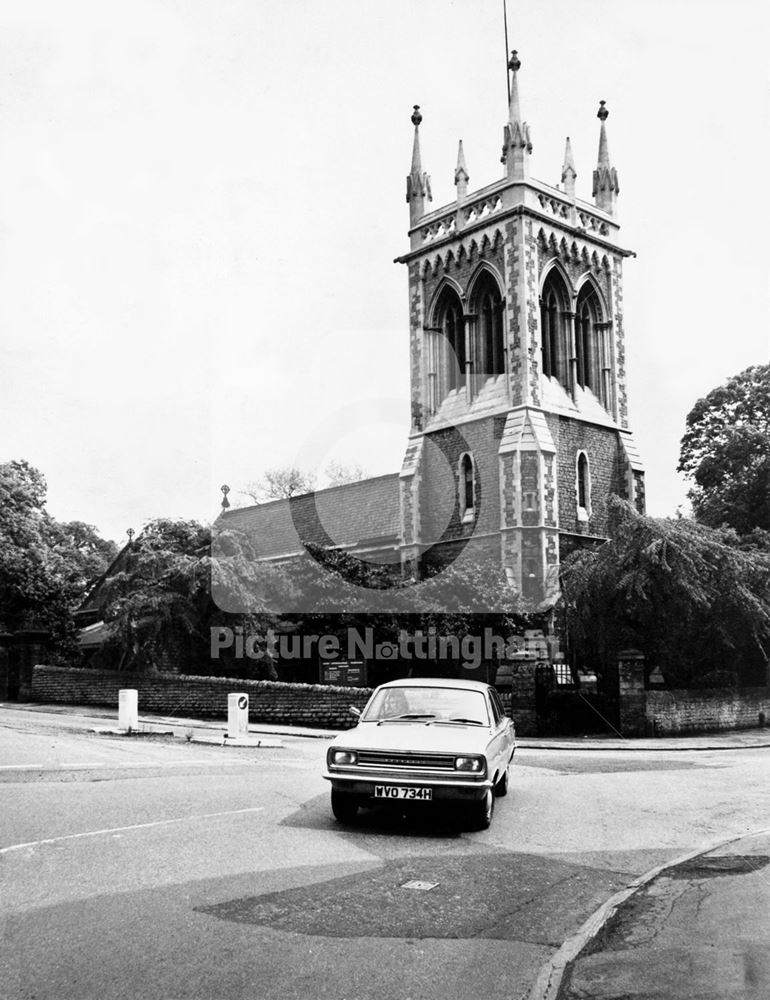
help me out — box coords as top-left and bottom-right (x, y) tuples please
(486, 687), (513, 775)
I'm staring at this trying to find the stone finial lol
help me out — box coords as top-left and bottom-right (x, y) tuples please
(220, 484), (231, 509)
(406, 104), (432, 227)
(592, 101), (619, 215)
(501, 47), (532, 179)
(126, 528), (135, 543)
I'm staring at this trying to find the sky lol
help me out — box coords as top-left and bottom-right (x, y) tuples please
(1, 0), (768, 544)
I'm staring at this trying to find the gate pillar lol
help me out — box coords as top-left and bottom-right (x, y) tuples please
(618, 649), (646, 737)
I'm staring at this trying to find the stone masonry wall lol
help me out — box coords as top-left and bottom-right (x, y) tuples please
(31, 665), (372, 730)
(547, 415), (625, 538)
(646, 688), (770, 736)
(31, 664), (541, 736)
(419, 416), (504, 544)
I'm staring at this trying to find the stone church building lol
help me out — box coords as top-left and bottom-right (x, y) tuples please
(219, 51), (645, 608)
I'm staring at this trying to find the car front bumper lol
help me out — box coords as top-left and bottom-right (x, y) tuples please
(323, 770), (492, 802)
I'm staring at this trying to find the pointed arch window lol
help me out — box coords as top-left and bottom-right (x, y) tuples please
(434, 287), (466, 397)
(576, 451), (591, 521)
(471, 270), (505, 385)
(540, 270), (569, 388)
(575, 283), (603, 398)
(459, 453), (476, 522)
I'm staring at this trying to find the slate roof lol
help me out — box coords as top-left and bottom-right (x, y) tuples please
(217, 473), (401, 559)
(76, 542), (131, 617)
(78, 619), (114, 647)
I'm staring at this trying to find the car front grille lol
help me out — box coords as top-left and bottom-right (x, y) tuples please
(356, 750), (456, 771)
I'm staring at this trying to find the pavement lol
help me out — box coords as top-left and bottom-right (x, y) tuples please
(4, 700), (770, 1000)
(543, 828), (770, 1000)
(5, 700), (770, 750)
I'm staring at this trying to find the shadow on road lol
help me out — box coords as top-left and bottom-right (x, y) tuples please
(280, 792), (471, 839)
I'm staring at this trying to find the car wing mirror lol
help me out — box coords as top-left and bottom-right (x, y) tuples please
(349, 706), (362, 718)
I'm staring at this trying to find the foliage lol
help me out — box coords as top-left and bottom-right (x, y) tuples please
(49, 519), (118, 599)
(238, 462), (371, 504)
(561, 497), (770, 687)
(99, 518), (279, 678)
(262, 543), (541, 683)
(323, 461), (369, 488)
(0, 460), (116, 655)
(678, 364), (770, 533)
(238, 466), (317, 504)
(104, 515), (541, 681)
(100, 519), (210, 670)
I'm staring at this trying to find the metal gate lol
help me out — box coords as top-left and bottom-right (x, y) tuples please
(535, 660), (620, 735)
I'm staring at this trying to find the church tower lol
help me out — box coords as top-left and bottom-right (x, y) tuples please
(397, 51), (645, 606)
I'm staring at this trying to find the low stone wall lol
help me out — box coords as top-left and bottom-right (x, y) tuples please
(646, 687), (770, 736)
(31, 665), (372, 730)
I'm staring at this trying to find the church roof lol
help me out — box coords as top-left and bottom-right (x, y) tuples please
(217, 472), (401, 559)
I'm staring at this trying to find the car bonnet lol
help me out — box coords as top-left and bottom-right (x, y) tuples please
(329, 720), (492, 754)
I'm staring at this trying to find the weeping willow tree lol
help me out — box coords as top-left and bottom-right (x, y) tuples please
(100, 518), (283, 677)
(560, 497), (770, 688)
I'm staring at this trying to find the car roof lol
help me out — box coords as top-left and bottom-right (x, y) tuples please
(376, 678), (491, 693)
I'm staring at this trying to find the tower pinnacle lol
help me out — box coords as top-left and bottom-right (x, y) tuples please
(454, 139), (469, 202)
(592, 101), (619, 215)
(501, 50), (532, 181)
(406, 105), (432, 226)
(561, 136), (577, 199)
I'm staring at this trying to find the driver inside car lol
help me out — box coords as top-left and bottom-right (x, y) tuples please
(381, 689), (409, 719)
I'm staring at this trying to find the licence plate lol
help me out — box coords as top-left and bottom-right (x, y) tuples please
(374, 786), (432, 800)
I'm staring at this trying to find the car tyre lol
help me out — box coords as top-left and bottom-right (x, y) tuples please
(331, 789), (359, 824)
(494, 766), (509, 798)
(468, 788), (495, 830)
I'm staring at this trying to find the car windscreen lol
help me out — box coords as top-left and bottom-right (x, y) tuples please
(361, 686), (490, 726)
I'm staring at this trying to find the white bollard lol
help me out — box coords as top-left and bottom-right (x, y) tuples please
(118, 689), (138, 732)
(227, 692), (249, 739)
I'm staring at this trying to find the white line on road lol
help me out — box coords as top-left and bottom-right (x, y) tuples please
(0, 806), (266, 855)
(0, 758), (269, 771)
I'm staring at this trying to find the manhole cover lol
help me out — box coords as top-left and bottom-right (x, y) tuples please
(401, 880), (438, 891)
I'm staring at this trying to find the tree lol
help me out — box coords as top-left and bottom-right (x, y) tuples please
(324, 461), (368, 487)
(0, 460), (60, 631)
(49, 520), (118, 599)
(0, 460), (116, 655)
(100, 517), (279, 678)
(678, 364), (770, 533)
(238, 466), (317, 504)
(100, 518), (211, 671)
(561, 497), (770, 688)
(261, 542), (540, 685)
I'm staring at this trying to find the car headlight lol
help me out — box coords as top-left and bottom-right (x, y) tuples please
(454, 755), (485, 773)
(330, 749), (358, 766)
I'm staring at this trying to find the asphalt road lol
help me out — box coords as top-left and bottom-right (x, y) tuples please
(2, 706), (769, 1000)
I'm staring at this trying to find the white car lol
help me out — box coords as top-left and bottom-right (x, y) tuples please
(323, 678), (516, 830)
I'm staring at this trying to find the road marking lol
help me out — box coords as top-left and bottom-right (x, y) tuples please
(0, 759), (270, 771)
(0, 806), (266, 855)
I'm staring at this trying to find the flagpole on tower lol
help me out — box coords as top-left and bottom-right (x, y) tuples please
(503, 0), (511, 105)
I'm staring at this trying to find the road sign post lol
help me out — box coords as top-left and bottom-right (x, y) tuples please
(227, 692), (249, 739)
